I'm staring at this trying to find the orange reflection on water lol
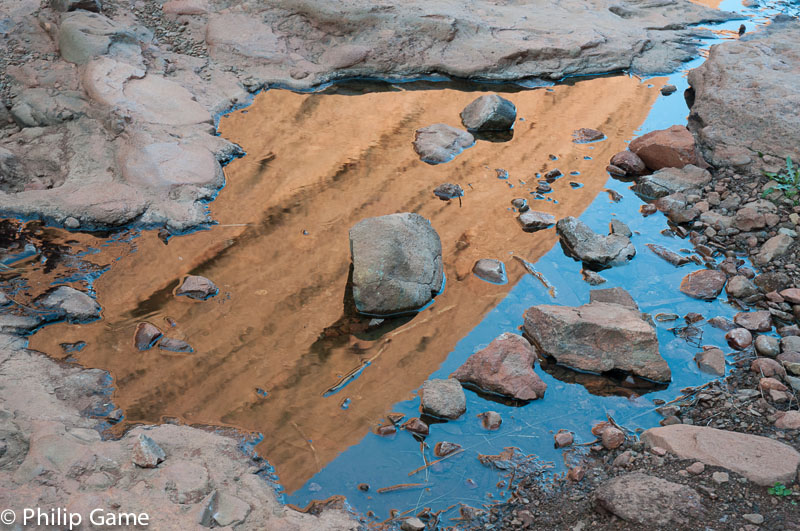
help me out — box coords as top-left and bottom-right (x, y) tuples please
(29, 75), (663, 492)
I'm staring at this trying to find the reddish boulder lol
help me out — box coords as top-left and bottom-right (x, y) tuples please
(628, 125), (702, 171)
(610, 150), (646, 176)
(679, 269), (726, 300)
(523, 301), (670, 382)
(451, 333), (546, 400)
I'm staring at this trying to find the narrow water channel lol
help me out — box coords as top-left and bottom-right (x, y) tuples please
(0, 0), (793, 526)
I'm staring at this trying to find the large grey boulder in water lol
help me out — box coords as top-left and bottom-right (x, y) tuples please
(460, 94), (516, 132)
(349, 213), (443, 316)
(556, 216), (635, 268)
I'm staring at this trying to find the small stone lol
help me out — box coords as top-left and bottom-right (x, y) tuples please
(472, 259), (507, 285)
(733, 311), (772, 332)
(401, 517), (426, 531)
(613, 450), (632, 468)
(601, 426), (625, 450)
(567, 466), (586, 482)
(176, 275), (218, 300)
(518, 210), (556, 232)
(573, 128), (605, 143)
(554, 429), (574, 448)
(420, 378), (466, 419)
(743, 514), (764, 525)
(759, 377), (787, 392)
(402, 418), (429, 436)
(132, 434), (166, 468)
(695, 348), (725, 376)
(650, 446), (667, 456)
(775, 411), (800, 430)
(434, 441), (462, 457)
(433, 183), (464, 201)
(750, 358), (785, 379)
(686, 462), (705, 475)
(134, 322), (163, 351)
(460, 94), (516, 132)
(755, 335), (780, 358)
(712, 471), (729, 484)
(661, 84), (677, 95)
(478, 411), (502, 430)
(64, 216), (80, 229)
(680, 269), (727, 300)
(159, 337), (193, 353)
(725, 328), (752, 350)
(357, 483), (369, 491)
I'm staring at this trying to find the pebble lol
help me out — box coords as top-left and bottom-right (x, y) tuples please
(686, 462), (705, 475)
(711, 471), (729, 484)
(743, 514), (764, 525)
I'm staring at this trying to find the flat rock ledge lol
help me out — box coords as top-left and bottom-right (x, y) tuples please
(0, 0), (735, 230)
(642, 424), (800, 486)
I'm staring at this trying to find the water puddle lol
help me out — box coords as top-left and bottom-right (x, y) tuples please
(1, 0), (794, 526)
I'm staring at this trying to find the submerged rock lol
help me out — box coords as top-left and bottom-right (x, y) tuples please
(176, 275), (218, 300)
(478, 411), (503, 431)
(412, 124), (473, 164)
(472, 259), (507, 284)
(434, 441), (462, 457)
(556, 216), (635, 268)
(349, 213), (443, 316)
(460, 94), (516, 132)
(523, 301), (670, 382)
(646, 244), (690, 267)
(628, 125), (702, 171)
(594, 472), (706, 526)
(421, 378), (466, 420)
(39, 286), (101, 322)
(451, 332), (546, 400)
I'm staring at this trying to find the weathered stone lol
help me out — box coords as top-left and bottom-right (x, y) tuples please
(58, 12), (140, 65)
(751, 358), (785, 379)
(779, 288), (800, 304)
(134, 322), (163, 351)
(434, 441), (462, 457)
(686, 462), (705, 475)
(610, 151), (645, 176)
(695, 348), (724, 376)
(350, 213), (443, 316)
(782, 335), (800, 354)
(594, 473), (706, 526)
(735, 207), (766, 232)
(725, 328), (752, 350)
(52, 0), (102, 12)
(733, 311), (772, 333)
(412, 124), (473, 164)
(642, 425), (800, 486)
(39, 286), (101, 322)
(132, 434), (166, 468)
(679, 269), (726, 300)
(402, 418), (429, 436)
(401, 517), (426, 531)
(556, 217), (635, 268)
(451, 333), (546, 400)
(755, 335), (780, 358)
(755, 234), (793, 266)
(754, 272), (792, 293)
(633, 165), (710, 198)
(608, 219), (632, 238)
(554, 429), (574, 448)
(572, 128), (604, 143)
(687, 18), (800, 177)
(775, 411), (800, 430)
(478, 411), (502, 431)
(601, 427), (625, 450)
(159, 338), (194, 353)
(646, 244), (690, 267)
(433, 183), (464, 201)
(589, 287), (638, 310)
(460, 94), (516, 132)
(175, 275), (218, 300)
(421, 378), (466, 420)
(518, 210), (556, 232)
(725, 275), (759, 300)
(523, 302), (670, 382)
(629, 125), (702, 171)
(472, 259), (507, 284)
(759, 377), (787, 392)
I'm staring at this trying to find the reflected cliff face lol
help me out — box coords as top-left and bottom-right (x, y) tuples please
(27, 75), (662, 492)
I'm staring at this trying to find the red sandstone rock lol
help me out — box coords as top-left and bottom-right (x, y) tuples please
(628, 125), (701, 171)
(679, 269), (726, 300)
